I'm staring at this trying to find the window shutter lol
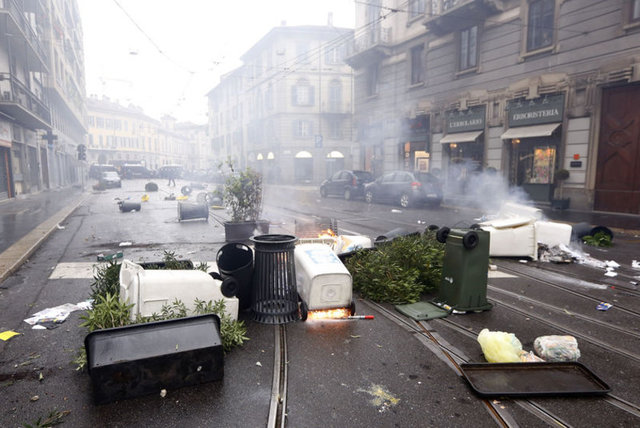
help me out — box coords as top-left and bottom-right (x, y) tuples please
(291, 86), (297, 106)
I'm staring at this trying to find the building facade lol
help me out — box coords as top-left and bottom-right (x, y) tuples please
(86, 96), (207, 172)
(347, 0), (640, 213)
(207, 25), (355, 184)
(0, 0), (86, 201)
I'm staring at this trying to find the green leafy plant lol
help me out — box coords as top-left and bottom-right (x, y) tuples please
(23, 409), (70, 428)
(344, 234), (445, 304)
(194, 298), (249, 352)
(80, 293), (133, 331)
(221, 160), (263, 222)
(72, 347), (87, 371)
(582, 231), (612, 247)
(89, 260), (121, 301)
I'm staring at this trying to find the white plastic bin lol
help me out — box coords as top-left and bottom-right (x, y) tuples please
(294, 244), (352, 311)
(119, 260), (239, 321)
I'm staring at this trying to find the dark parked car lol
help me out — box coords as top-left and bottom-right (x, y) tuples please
(320, 170), (374, 200)
(89, 164), (118, 179)
(121, 164), (155, 179)
(364, 171), (443, 208)
(99, 171), (122, 188)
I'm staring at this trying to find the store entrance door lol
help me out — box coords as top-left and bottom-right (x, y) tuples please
(595, 85), (640, 213)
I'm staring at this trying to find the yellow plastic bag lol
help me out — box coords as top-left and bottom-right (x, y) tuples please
(477, 328), (523, 363)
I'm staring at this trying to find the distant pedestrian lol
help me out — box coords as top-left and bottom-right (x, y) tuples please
(167, 170), (176, 187)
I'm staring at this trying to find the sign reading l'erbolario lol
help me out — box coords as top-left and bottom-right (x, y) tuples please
(508, 93), (565, 127)
(445, 104), (486, 133)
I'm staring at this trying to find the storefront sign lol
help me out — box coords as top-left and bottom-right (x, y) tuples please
(508, 94), (565, 127)
(445, 105), (486, 133)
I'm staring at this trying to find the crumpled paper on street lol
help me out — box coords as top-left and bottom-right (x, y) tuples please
(24, 300), (93, 328)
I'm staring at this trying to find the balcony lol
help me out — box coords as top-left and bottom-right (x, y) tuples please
(424, 0), (506, 35)
(0, 0), (48, 69)
(0, 73), (51, 129)
(344, 26), (392, 69)
(322, 102), (351, 116)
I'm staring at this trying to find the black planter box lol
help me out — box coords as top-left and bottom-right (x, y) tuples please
(85, 314), (223, 404)
(551, 198), (570, 210)
(224, 220), (269, 242)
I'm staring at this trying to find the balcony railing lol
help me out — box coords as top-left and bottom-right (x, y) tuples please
(429, 0), (470, 16)
(0, 0), (48, 64)
(425, 0), (504, 34)
(0, 72), (51, 127)
(346, 26), (392, 57)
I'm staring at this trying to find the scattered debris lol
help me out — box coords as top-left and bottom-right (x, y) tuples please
(534, 335), (580, 362)
(97, 251), (123, 262)
(24, 301), (91, 328)
(596, 302), (613, 311)
(477, 329), (523, 363)
(141, 194), (149, 202)
(160, 389), (167, 398)
(56, 223), (65, 230)
(605, 260), (620, 268)
(0, 330), (21, 341)
(390, 209), (402, 213)
(604, 271), (618, 278)
(30, 395), (39, 402)
(519, 259), (527, 264)
(119, 242), (132, 247)
(632, 260), (640, 269)
(256, 361), (262, 367)
(538, 244), (573, 263)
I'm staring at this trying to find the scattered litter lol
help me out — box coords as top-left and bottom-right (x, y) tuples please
(141, 194), (149, 202)
(256, 361), (262, 367)
(538, 244), (574, 263)
(30, 395), (39, 402)
(56, 224), (65, 230)
(604, 271), (618, 278)
(630, 281), (638, 286)
(519, 259), (527, 264)
(534, 335), (580, 362)
(164, 194), (176, 201)
(0, 330), (21, 341)
(489, 264), (497, 271)
(596, 302), (613, 311)
(519, 350), (545, 362)
(32, 325), (46, 330)
(176, 195), (189, 201)
(24, 301), (90, 327)
(38, 373), (44, 382)
(605, 260), (620, 268)
(477, 329), (523, 363)
(119, 242), (132, 247)
(390, 209), (402, 213)
(632, 260), (640, 269)
(97, 251), (123, 262)
(160, 389), (167, 398)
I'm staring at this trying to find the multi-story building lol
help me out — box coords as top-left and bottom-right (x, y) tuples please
(86, 96), (205, 172)
(207, 24), (355, 184)
(347, 0), (640, 213)
(0, 0), (86, 201)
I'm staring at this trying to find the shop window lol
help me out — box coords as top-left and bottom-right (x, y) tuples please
(518, 146), (556, 185)
(410, 45), (424, 85)
(526, 0), (555, 52)
(459, 26), (478, 71)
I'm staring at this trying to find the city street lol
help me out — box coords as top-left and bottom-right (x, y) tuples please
(1, 179), (640, 427)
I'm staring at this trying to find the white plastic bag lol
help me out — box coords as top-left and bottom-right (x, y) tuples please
(534, 335), (580, 362)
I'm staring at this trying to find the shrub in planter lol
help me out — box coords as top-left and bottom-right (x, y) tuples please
(344, 234), (445, 305)
(220, 160), (267, 240)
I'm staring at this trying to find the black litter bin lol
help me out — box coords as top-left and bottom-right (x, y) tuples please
(178, 202), (209, 221)
(119, 201), (141, 212)
(216, 243), (254, 310)
(251, 234), (299, 324)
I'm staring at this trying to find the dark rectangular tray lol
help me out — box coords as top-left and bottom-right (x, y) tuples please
(85, 314), (223, 404)
(460, 362), (611, 398)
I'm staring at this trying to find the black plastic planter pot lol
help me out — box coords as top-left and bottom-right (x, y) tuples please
(178, 202), (209, 221)
(223, 220), (269, 242)
(216, 242), (254, 310)
(85, 314), (223, 404)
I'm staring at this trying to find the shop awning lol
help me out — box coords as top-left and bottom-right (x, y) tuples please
(439, 130), (483, 144)
(501, 123), (561, 140)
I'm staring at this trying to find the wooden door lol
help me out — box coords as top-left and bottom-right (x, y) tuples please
(595, 85), (640, 213)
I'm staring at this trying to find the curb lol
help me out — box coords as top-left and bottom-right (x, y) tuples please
(0, 193), (89, 284)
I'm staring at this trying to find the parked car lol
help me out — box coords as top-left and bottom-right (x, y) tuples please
(99, 171), (122, 188)
(121, 164), (155, 179)
(89, 164), (118, 179)
(320, 170), (374, 200)
(364, 171), (443, 208)
(158, 164), (184, 179)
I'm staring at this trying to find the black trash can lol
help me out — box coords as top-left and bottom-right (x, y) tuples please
(216, 243), (254, 310)
(178, 202), (209, 221)
(119, 201), (141, 212)
(251, 234), (299, 324)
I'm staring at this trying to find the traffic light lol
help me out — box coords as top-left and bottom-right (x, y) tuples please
(77, 144), (86, 160)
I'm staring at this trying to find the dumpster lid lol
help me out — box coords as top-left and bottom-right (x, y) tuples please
(395, 301), (450, 321)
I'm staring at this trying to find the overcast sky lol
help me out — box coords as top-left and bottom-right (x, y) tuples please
(79, 0), (356, 124)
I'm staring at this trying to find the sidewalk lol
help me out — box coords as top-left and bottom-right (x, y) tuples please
(0, 187), (87, 283)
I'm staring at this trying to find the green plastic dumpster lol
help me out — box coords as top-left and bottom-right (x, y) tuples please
(434, 227), (492, 312)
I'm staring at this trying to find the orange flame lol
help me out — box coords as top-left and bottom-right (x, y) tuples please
(307, 308), (351, 320)
(318, 228), (337, 238)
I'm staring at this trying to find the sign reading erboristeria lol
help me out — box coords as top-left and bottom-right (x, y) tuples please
(445, 105), (486, 133)
(508, 94), (565, 127)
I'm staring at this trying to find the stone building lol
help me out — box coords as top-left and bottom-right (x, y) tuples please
(207, 24), (355, 184)
(347, 0), (640, 212)
(0, 0), (86, 200)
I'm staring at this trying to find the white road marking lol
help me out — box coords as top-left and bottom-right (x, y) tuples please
(49, 261), (218, 279)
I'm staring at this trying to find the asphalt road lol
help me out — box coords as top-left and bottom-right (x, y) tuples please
(1, 179), (639, 427)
